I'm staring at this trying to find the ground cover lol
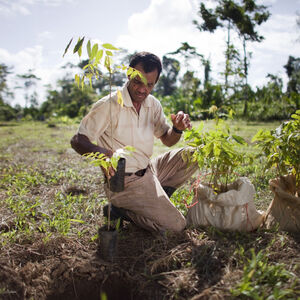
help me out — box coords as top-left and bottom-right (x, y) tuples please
(0, 120), (299, 300)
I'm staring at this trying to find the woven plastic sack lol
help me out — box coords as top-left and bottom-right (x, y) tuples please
(265, 174), (300, 232)
(186, 177), (264, 232)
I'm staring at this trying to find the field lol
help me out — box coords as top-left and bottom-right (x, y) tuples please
(0, 120), (299, 300)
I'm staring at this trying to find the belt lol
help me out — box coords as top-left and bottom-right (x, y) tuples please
(125, 168), (147, 177)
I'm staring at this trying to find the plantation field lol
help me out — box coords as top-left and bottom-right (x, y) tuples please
(0, 120), (299, 300)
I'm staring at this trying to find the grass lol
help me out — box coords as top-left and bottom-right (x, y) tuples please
(0, 119), (299, 300)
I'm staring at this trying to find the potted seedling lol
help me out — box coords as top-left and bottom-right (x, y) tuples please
(183, 106), (264, 232)
(63, 38), (142, 260)
(85, 147), (134, 261)
(252, 110), (300, 232)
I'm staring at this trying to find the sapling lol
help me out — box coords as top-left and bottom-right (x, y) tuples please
(252, 110), (300, 189)
(63, 38), (143, 231)
(183, 106), (248, 192)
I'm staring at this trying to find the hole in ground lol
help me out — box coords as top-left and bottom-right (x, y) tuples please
(46, 274), (133, 300)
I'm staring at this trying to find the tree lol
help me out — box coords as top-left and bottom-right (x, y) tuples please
(17, 70), (41, 108)
(193, 0), (270, 103)
(0, 63), (16, 121)
(41, 73), (98, 119)
(284, 56), (300, 95)
(154, 55), (180, 96)
(0, 63), (13, 103)
(234, 0), (270, 114)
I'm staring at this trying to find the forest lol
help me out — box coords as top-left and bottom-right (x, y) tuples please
(0, 0), (299, 123)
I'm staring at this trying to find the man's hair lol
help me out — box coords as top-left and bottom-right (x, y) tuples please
(129, 52), (162, 82)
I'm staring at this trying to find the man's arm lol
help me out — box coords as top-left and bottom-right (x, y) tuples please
(70, 133), (112, 157)
(160, 111), (192, 147)
(160, 127), (182, 147)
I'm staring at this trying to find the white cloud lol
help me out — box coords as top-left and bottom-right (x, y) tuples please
(0, 45), (74, 106)
(117, 0), (300, 89)
(0, 0), (74, 16)
(37, 31), (54, 42)
(248, 12), (300, 88)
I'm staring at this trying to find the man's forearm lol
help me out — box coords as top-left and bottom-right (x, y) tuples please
(160, 127), (182, 147)
(70, 133), (112, 157)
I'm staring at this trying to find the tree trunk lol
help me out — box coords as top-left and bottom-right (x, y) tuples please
(243, 38), (249, 116)
(225, 21), (231, 96)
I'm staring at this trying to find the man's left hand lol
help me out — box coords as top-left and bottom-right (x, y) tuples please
(171, 111), (192, 131)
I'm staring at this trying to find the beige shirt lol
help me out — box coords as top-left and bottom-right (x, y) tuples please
(78, 82), (170, 172)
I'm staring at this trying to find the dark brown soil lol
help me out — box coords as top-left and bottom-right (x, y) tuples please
(0, 123), (299, 300)
(0, 225), (299, 300)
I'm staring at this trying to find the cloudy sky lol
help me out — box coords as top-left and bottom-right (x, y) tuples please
(0, 0), (299, 106)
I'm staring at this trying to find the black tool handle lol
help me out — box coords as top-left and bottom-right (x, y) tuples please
(109, 157), (126, 192)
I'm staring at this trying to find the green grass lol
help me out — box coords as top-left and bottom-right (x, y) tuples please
(0, 120), (299, 300)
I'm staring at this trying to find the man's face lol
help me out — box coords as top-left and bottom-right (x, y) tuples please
(127, 63), (158, 103)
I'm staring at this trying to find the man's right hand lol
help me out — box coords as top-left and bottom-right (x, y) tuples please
(70, 133), (115, 178)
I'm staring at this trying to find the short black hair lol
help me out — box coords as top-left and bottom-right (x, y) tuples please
(129, 52), (162, 82)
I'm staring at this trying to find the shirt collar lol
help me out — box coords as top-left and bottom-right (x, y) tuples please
(122, 81), (152, 108)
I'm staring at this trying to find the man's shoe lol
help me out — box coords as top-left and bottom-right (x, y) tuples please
(103, 204), (132, 222)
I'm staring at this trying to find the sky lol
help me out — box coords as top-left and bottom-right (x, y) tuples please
(0, 0), (299, 107)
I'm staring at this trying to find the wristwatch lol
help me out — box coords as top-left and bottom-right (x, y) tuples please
(172, 126), (183, 134)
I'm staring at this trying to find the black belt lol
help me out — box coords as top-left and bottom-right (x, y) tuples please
(125, 168), (147, 177)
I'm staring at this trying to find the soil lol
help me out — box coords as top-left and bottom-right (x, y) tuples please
(0, 225), (299, 300)
(0, 123), (299, 299)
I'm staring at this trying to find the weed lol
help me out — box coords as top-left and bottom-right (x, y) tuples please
(231, 247), (299, 299)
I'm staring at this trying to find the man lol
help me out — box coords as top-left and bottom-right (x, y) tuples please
(71, 52), (198, 233)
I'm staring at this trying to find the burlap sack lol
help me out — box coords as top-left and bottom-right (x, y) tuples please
(186, 177), (264, 232)
(265, 174), (300, 232)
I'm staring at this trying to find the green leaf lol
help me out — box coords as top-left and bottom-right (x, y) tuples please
(78, 44), (82, 58)
(117, 90), (123, 107)
(104, 56), (112, 72)
(110, 156), (119, 170)
(291, 113), (300, 120)
(106, 50), (113, 56)
(127, 67), (133, 76)
(63, 37), (73, 57)
(232, 134), (247, 145)
(74, 74), (80, 88)
(87, 40), (92, 58)
(102, 43), (119, 50)
(123, 145), (136, 153)
(95, 49), (103, 65)
(91, 43), (98, 60)
(73, 37), (85, 54)
(70, 219), (85, 224)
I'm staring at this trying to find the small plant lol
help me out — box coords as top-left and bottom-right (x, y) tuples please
(252, 110), (300, 189)
(84, 146), (135, 176)
(63, 37), (147, 93)
(183, 106), (247, 192)
(231, 248), (298, 299)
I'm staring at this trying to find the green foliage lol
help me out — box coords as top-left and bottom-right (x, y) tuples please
(284, 55), (300, 95)
(41, 75), (98, 119)
(252, 110), (300, 187)
(231, 248), (298, 299)
(154, 55), (180, 96)
(63, 37), (146, 92)
(183, 112), (248, 189)
(84, 146), (135, 173)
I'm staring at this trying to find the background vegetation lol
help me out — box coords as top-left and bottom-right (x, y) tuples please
(0, 1), (299, 123)
(0, 1), (299, 299)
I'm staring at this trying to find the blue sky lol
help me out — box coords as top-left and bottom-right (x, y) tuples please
(0, 0), (299, 106)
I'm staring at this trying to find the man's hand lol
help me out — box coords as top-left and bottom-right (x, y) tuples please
(102, 166), (115, 180)
(171, 111), (192, 131)
(101, 149), (116, 180)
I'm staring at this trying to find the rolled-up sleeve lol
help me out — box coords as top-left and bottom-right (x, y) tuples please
(78, 99), (110, 142)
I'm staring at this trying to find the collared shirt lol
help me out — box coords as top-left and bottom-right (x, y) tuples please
(78, 82), (171, 172)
